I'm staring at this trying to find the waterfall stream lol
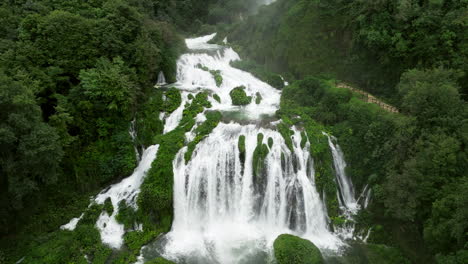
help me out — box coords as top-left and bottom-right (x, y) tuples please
(61, 33), (361, 263)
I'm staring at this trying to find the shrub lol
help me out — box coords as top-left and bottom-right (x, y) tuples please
(230, 86), (252, 105)
(273, 234), (324, 264)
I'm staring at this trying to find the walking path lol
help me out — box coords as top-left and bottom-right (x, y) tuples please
(337, 83), (399, 113)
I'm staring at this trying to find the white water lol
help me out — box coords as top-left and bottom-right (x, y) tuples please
(163, 92), (189, 134)
(326, 135), (359, 213)
(60, 213), (84, 231)
(150, 34), (357, 264)
(61, 144), (160, 249)
(94, 145), (159, 248)
(163, 124), (342, 263)
(175, 34), (281, 119)
(60, 33), (361, 261)
(157, 71), (167, 86)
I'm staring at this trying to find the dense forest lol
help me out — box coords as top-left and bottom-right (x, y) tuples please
(222, 0), (468, 263)
(0, 0), (467, 263)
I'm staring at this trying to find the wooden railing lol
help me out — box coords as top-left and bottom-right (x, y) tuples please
(336, 83), (399, 113)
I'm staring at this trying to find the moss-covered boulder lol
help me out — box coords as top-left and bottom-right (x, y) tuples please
(273, 234), (324, 264)
(230, 86), (252, 106)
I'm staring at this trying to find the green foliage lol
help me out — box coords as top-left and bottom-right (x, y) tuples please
(135, 90), (165, 147)
(231, 60), (284, 89)
(273, 234), (324, 264)
(277, 123), (294, 152)
(229, 0), (468, 100)
(238, 135), (246, 167)
(279, 68), (467, 261)
(230, 86), (252, 106)
(0, 0), (198, 260)
(0, 70), (63, 210)
(252, 133), (269, 194)
(164, 88), (182, 113)
(213, 93), (221, 103)
(185, 111), (222, 162)
(138, 91), (212, 238)
(116, 200), (138, 230)
(197, 63), (223, 87)
(103, 197), (113, 215)
(255, 92), (262, 104)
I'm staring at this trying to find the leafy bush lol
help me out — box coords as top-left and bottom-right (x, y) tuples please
(273, 234), (323, 264)
(230, 86), (252, 105)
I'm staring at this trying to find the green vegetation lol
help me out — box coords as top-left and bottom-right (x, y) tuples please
(20, 202), (112, 264)
(273, 234), (323, 264)
(0, 0), (220, 262)
(279, 72), (467, 262)
(231, 60), (284, 89)
(252, 133), (269, 194)
(213, 93), (221, 103)
(238, 135), (246, 167)
(229, 0), (468, 102)
(255, 92), (263, 104)
(197, 63), (223, 87)
(137, 91), (213, 249)
(230, 86), (252, 106)
(163, 88), (182, 113)
(185, 111), (223, 162)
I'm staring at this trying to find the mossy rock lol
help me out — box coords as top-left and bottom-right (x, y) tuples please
(255, 92), (262, 104)
(230, 86), (252, 106)
(238, 135), (246, 167)
(213, 93), (221, 103)
(103, 197), (113, 215)
(274, 234), (324, 264)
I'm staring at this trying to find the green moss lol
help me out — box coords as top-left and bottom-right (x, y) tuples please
(147, 257), (176, 264)
(255, 92), (262, 104)
(268, 137), (274, 148)
(196, 64), (223, 87)
(81, 203), (105, 225)
(300, 131), (307, 149)
(115, 201), (138, 230)
(211, 70), (223, 87)
(185, 111), (222, 162)
(273, 234), (324, 264)
(230, 60), (285, 89)
(230, 86), (252, 106)
(238, 135), (246, 167)
(23, 207), (112, 264)
(188, 93), (194, 100)
(213, 93), (221, 103)
(163, 88), (182, 113)
(277, 123), (294, 152)
(253, 133), (269, 193)
(306, 125), (339, 219)
(103, 197), (113, 215)
(138, 91), (213, 239)
(136, 90), (164, 147)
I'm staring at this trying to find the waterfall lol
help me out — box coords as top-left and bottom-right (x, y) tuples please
(156, 71), (167, 86)
(61, 33), (361, 263)
(94, 145), (159, 248)
(163, 124), (342, 263)
(326, 135), (359, 213)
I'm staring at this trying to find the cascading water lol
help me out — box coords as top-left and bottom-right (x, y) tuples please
(156, 71), (167, 86)
(134, 34), (361, 263)
(162, 124), (342, 263)
(326, 135), (359, 213)
(61, 33), (361, 263)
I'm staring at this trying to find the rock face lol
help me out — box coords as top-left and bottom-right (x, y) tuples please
(273, 234), (324, 264)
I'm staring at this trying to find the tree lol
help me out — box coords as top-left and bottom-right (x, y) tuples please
(0, 69), (63, 210)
